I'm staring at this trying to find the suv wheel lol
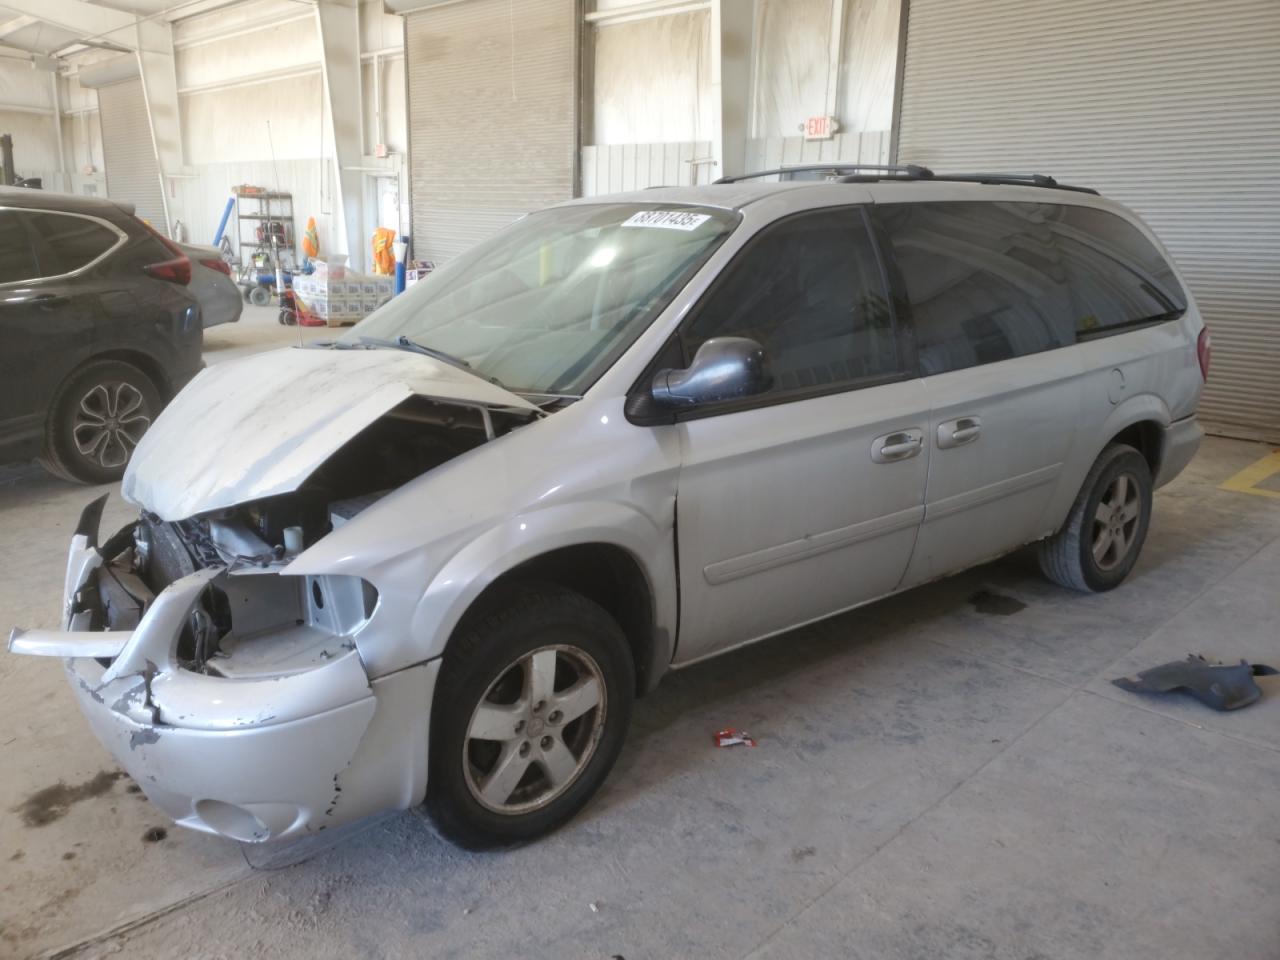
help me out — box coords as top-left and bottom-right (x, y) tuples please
(426, 583), (634, 849)
(1038, 443), (1153, 592)
(39, 359), (161, 484)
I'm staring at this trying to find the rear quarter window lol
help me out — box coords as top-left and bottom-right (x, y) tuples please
(1052, 204), (1187, 337)
(27, 211), (122, 277)
(875, 200), (1188, 376)
(0, 210), (38, 284)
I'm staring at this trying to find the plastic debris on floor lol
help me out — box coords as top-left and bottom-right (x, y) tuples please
(1112, 654), (1277, 711)
(714, 728), (757, 748)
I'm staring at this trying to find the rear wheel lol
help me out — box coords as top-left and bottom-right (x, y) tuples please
(426, 583), (634, 849)
(39, 359), (161, 484)
(1038, 443), (1153, 592)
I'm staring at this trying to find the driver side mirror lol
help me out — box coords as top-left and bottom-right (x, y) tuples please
(650, 336), (773, 407)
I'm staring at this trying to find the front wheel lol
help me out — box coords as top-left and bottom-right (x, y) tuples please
(426, 583), (634, 849)
(1038, 443), (1153, 592)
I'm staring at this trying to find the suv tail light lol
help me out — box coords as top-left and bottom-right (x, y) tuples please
(199, 257), (231, 277)
(137, 219), (192, 285)
(1196, 327), (1211, 382)
(144, 257), (192, 285)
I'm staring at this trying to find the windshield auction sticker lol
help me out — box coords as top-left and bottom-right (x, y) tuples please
(621, 210), (712, 231)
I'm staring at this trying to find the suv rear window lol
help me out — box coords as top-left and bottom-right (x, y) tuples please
(0, 210), (38, 284)
(874, 201), (1187, 375)
(27, 211), (121, 277)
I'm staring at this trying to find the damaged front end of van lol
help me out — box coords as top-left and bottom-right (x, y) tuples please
(8, 346), (543, 842)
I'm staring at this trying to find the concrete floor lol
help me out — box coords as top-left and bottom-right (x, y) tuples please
(1, 309), (1277, 959)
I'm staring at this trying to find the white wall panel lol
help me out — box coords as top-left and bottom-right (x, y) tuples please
(744, 129), (889, 172)
(752, 0), (900, 139)
(752, 0), (830, 139)
(173, 0), (304, 45)
(581, 141), (714, 195)
(840, 0), (898, 133)
(0, 109), (60, 182)
(176, 23), (321, 91)
(181, 73), (324, 163)
(898, 0), (1280, 440)
(591, 11), (712, 144)
(0, 59), (54, 107)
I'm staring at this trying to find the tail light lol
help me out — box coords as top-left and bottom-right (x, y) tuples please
(1196, 327), (1211, 382)
(199, 257), (232, 277)
(144, 257), (192, 285)
(137, 219), (192, 285)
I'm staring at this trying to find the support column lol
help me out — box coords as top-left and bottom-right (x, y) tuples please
(50, 72), (68, 193)
(711, 0), (754, 180)
(315, 0), (366, 270)
(135, 18), (186, 236)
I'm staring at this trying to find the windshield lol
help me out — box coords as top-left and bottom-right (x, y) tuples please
(339, 203), (739, 396)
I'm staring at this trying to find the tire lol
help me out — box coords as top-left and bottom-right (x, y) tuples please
(426, 582), (634, 849)
(248, 285), (271, 307)
(1038, 443), (1153, 593)
(38, 360), (162, 485)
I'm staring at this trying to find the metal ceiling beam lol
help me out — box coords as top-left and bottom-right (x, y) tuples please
(0, 0), (137, 45)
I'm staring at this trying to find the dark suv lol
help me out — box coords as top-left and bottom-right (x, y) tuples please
(0, 187), (202, 483)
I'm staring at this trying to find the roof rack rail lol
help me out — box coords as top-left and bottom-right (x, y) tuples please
(833, 168), (1099, 195)
(714, 163), (935, 184)
(933, 172), (1098, 194)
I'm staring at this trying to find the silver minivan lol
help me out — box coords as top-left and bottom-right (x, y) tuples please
(11, 167), (1208, 848)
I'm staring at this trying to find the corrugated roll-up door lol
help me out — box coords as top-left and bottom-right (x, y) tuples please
(404, 0), (577, 263)
(96, 79), (167, 232)
(896, 0), (1280, 441)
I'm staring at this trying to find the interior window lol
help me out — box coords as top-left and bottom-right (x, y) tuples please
(876, 202), (1077, 376)
(681, 207), (898, 394)
(0, 211), (38, 284)
(26, 212), (120, 276)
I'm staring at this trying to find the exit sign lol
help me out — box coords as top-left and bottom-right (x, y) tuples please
(803, 115), (839, 140)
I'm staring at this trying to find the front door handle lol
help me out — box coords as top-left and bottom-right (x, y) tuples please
(937, 416), (982, 449)
(871, 428), (924, 464)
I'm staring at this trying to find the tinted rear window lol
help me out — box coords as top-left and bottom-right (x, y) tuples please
(0, 210), (38, 284)
(1051, 204), (1186, 337)
(27, 211), (121, 276)
(875, 201), (1187, 375)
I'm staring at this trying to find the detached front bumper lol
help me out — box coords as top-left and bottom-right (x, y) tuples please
(64, 656), (376, 841)
(9, 497), (435, 842)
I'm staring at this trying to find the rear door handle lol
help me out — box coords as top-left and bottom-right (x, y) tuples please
(937, 416), (982, 449)
(871, 429), (924, 464)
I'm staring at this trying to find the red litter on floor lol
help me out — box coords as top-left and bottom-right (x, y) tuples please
(714, 728), (757, 748)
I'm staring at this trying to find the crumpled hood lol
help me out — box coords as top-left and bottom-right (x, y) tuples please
(123, 346), (538, 521)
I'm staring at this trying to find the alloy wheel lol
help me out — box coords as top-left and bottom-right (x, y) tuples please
(1091, 472), (1141, 571)
(72, 381), (151, 469)
(463, 644), (607, 815)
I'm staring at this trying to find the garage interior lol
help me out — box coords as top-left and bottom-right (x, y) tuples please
(1, 0), (1277, 956)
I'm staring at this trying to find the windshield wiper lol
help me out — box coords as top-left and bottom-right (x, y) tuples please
(356, 335), (513, 390)
(356, 335), (471, 368)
